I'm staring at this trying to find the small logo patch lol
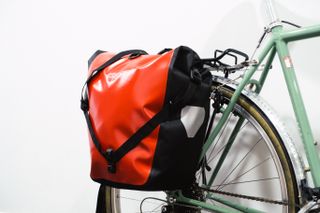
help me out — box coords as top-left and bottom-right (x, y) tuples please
(283, 56), (293, 69)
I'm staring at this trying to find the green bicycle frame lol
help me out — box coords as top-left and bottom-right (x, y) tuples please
(176, 23), (320, 213)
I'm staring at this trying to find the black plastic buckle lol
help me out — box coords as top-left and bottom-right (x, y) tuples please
(190, 69), (202, 85)
(105, 149), (116, 173)
(80, 99), (89, 112)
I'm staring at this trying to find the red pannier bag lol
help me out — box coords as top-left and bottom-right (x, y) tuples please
(81, 46), (212, 190)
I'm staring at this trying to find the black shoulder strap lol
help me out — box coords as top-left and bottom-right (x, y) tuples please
(80, 49), (148, 163)
(95, 184), (108, 213)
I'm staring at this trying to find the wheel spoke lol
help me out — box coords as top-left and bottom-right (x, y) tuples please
(150, 203), (165, 212)
(119, 196), (162, 205)
(216, 137), (262, 190)
(212, 177), (280, 188)
(207, 143), (228, 165)
(207, 121), (249, 165)
(219, 156), (273, 190)
(206, 113), (233, 161)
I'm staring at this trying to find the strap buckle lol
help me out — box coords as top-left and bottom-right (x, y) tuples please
(80, 99), (89, 112)
(105, 149), (116, 173)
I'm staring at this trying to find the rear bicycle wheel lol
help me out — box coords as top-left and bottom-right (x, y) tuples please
(101, 82), (299, 213)
(194, 83), (299, 212)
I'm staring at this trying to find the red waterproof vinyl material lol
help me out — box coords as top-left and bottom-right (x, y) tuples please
(88, 51), (174, 185)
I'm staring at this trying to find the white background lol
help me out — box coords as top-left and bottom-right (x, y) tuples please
(1, 0), (320, 212)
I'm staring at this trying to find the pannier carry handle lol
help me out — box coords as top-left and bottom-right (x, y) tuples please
(81, 49), (199, 173)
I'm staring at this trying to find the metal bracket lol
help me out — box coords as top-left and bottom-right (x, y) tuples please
(267, 20), (283, 31)
(298, 201), (320, 213)
(301, 179), (320, 201)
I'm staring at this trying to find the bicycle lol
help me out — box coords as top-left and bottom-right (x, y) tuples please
(96, 0), (320, 212)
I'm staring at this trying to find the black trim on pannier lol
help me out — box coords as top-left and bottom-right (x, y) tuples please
(142, 46), (212, 190)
